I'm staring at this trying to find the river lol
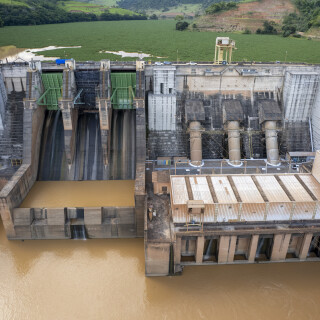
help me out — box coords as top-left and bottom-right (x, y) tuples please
(0, 221), (319, 319)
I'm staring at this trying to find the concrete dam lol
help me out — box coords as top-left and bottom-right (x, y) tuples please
(0, 58), (320, 276)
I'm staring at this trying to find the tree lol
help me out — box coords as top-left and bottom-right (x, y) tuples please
(176, 21), (189, 31)
(149, 14), (158, 20)
(174, 15), (184, 21)
(256, 21), (277, 34)
(262, 21), (278, 34)
(0, 17), (3, 28)
(205, 2), (237, 15)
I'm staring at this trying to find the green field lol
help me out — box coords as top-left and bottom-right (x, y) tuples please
(0, 0), (29, 6)
(0, 20), (319, 63)
(71, 0), (118, 6)
(57, 1), (137, 16)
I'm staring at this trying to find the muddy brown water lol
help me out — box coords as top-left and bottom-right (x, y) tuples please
(0, 218), (319, 320)
(20, 181), (135, 208)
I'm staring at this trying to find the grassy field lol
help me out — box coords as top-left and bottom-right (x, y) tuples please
(57, 1), (137, 15)
(76, 0), (117, 6)
(0, 20), (319, 63)
(0, 0), (29, 6)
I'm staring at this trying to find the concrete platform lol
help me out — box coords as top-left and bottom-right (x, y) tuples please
(20, 180), (135, 208)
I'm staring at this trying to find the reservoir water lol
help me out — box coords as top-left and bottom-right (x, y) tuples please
(0, 220), (319, 319)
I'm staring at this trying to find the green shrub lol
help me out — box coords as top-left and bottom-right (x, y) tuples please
(256, 21), (277, 35)
(205, 2), (237, 15)
(176, 21), (189, 31)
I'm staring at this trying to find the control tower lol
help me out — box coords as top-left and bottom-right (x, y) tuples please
(214, 37), (236, 64)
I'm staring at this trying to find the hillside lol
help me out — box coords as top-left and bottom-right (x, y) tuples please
(116, 0), (216, 11)
(196, 0), (295, 32)
(57, 1), (136, 16)
(0, 0), (146, 26)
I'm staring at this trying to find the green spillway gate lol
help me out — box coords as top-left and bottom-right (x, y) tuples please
(37, 73), (63, 110)
(110, 73), (136, 109)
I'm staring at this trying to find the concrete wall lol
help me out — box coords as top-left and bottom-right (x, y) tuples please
(0, 69), (45, 238)
(0, 71), (7, 130)
(1, 64), (28, 93)
(145, 242), (171, 276)
(8, 206), (137, 240)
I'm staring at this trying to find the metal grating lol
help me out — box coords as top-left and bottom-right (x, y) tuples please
(110, 73), (136, 109)
(39, 73), (63, 110)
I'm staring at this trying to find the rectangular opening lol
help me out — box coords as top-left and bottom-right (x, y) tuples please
(286, 234), (303, 259)
(234, 236), (250, 261)
(255, 235), (273, 262)
(160, 83), (164, 94)
(169, 88), (172, 94)
(203, 238), (218, 262)
(308, 235), (320, 258)
(181, 238), (196, 262)
(162, 186), (167, 194)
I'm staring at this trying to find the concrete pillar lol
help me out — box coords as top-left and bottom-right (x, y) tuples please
(218, 235), (237, 263)
(271, 234), (291, 261)
(145, 242), (170, 276)
(189, 121), (202, 165)
(265, 121), (280, 165)
(196, 236), (205, 263)
(99, 60), (111, 99)
(135, 99), (146, 237)
(136, 60), (145, 99)
(135, 99), (146, 195)
(174, 237), (182, 266)
(228, 236), (237, 263)
(97, 99), (112, 167)
(61, 108), (78, 165)
(25, 69), (42, 101)
(228, 121), (241, 165)
(299, 233), (313, 260)
(248, 235), (259, 262)
(60, 69), (77, 166)
(0, 201), (16, 238)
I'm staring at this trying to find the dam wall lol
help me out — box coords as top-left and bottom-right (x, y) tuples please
(11, 206), (136, 239)
(0, 60), (146, 240)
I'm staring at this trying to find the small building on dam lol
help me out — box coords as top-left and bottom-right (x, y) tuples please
(0, 57), (320, 276)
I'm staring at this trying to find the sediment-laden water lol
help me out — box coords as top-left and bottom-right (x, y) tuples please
(0, 220), (319, 320)
(20, 180), (135, 208)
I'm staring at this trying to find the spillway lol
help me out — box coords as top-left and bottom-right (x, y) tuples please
(38, 110), (135, 181)
(109, 110), (136, 180)
(38, 110), (106, 180)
